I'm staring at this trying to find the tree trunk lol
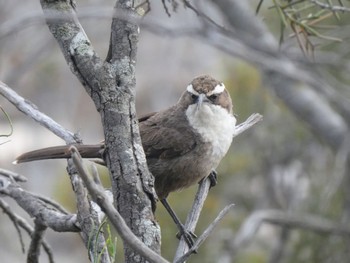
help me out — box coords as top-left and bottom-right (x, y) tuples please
(40, 0), (160, 261)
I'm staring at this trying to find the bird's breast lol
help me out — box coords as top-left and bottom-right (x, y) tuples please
(186, 103), (236, 167)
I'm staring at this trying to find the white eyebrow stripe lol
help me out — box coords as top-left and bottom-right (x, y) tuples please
(187, 84), (199, 96)
(207, 83), (225, 96)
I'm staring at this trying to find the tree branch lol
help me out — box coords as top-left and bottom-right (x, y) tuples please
(0, 80), (109, 260)
(70, 146), (168, 263)
(39, 0), (161, 260)
(0, 168), (27, 182)
(175, 204), (234, 263)
(174, 113), (263, 260)
(66, 161), (111, 263)
(233, 209), (350, 252)
(0, 179), (79, 232)
(0, 198), (26, 253)
(0, 199), (54, 263)
(27, 221), (47, 263)
(0, 81), (77, 143)
(310, 0), (350, 12)
(211, 0), (350, 151)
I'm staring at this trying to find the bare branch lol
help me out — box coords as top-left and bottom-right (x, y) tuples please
(182, 0), (226, 32)
(0, 179), (79, 232)
(174, 178), (211, 259)
(175, 204), (234, 263)
(70, 146), (169, 263)
(38, 3), (160, 259)
(2, 0), (160, 260)
(211, 0), (350, 151)
(310, 0), (350, 12)
(0, 81), (77, 144)
(0, 82), (107, 260)
(0, 198), (26, 253)
(0, 199), (55, 263)
(0, 81), (110, 260)
(27, 221), (47, 263)
(174, 113), (262, 260)
(233, 209), (350, 252)
(0, 168), (27, 182)
(0, 169), (68, 214)
(66, 161), (111, 263)
(0, 80), (105, 258)
(234, 113), (263, 136)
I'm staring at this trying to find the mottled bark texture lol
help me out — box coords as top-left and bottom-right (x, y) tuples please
(40, 0), (160, 261)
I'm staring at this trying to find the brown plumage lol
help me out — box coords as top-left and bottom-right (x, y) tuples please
(15, 75), (236, 200)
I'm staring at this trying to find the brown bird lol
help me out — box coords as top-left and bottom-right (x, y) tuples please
(15, 74), (237, 246)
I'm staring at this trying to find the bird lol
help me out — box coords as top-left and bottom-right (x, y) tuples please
(15, 74), (237, 247)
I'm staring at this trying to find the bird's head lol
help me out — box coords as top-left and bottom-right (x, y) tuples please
(180, 75), (233, 115)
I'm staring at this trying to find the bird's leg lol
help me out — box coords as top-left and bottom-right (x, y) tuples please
(208, 170), (218, 188)
(200, 170), (218, 188)
(160, 198), (197, 249)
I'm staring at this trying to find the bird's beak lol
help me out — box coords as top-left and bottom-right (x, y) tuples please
(196, 94), (209, 109)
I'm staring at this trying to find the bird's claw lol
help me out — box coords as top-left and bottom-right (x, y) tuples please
(176, 229), (198, 252)
(208, 170), (218, 188)
(199, 170), (218, 188)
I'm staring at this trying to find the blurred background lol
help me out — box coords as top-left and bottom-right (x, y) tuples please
(1, 0), (350, 262)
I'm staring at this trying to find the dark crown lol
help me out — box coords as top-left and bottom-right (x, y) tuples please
(190, 75), (223, 94)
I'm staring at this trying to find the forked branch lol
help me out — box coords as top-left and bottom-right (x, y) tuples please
(174, 113), (263, 261)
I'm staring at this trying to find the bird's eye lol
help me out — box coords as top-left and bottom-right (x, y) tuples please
(209, 94), (218, 101)
(191, 94), (198, 100)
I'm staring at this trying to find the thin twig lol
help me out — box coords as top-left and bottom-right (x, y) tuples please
(0, 168), (27, 182)
(233, 209), (350, 251)
(0, 198), (26, 253)
(310, 0), (350, 12)
(0, 105), (13, 138)
(0, 199), (55, 263)
(27, 221), (47, 263)
(174, 204), (234, 263)
(0, 182), (80, 232)
(1, 81), (109, 261)
(183, 0), (227, 32)
(0, 81), (78, 144)
(234, 113), (263, 136)
(174, 178), (212, 259)
(161, 0), (171, 17)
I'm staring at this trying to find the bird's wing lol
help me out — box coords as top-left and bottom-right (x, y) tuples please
(138, 112), (157, 122)
(139, 113), (196, 160)
(141, 126), (196, 159)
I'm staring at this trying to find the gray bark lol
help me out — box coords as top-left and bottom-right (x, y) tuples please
(39, 0), (160, 262)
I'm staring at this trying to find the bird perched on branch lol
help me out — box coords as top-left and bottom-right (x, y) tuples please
(15, 74), (237, 247)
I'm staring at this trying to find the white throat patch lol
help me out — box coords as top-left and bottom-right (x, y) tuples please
(186, 103), (236, 168)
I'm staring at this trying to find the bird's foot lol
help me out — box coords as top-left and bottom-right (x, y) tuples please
(199, 170), (218, 188)
(176, 226), (197, 252)
(208, 170), (218, 188)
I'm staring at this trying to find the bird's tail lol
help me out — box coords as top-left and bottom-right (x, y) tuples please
(14, 144), (104, 164)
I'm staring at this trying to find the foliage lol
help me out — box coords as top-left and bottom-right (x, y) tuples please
(258, 0), (350, 57)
